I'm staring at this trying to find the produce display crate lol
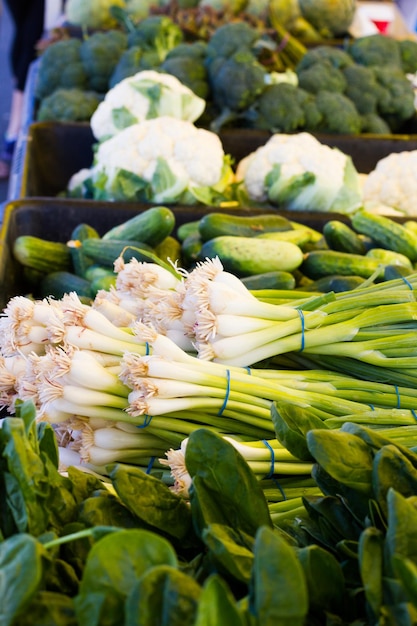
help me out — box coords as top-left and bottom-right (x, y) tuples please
(1, 198), (342, 310)
(17, 122), (417, 199)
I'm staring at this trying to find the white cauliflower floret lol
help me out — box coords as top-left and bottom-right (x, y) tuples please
(68, 117), (234, 204)
(362, 151), (417, 216)
(236, 132), (362, 214)
(90, 70), (206, 140)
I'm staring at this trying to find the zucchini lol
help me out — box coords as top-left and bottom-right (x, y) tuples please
(101, 206), (175, 247)
(81, 238), (154, 268)
(323, 220), (367, 255)
(199, 236), (304, 277)
(241, 271), (296, 290)
(198, 212), (293, 242)
(366, 248), (413, 269)
(301, 250), (384, 279)
(39, 271), (94, 300)
(13, 236), (72, 273)
(68, 223), (100, 277)
(351, 210), (417, 262)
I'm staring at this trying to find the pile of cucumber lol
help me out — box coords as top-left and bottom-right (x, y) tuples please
(12, 205), (417, 301)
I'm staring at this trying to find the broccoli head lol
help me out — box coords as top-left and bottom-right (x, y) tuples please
(127, 15), (184, 63)
(80, 30), (128, 93)
(347, 34), (402, 69)
(209, 48), (267, 115)
(372, 66), (416, 131)
(205, 21), (261, 64)
(342, 63), (385, 115)
(36, 88), (102, 122)
(360, 113), (391, 135)
(398, 39), (417, 74)
(246, 82), (307, 132)
(35, 38), (88, 99)
(296, 45), (354, 71)
(314, 91), (362, 135)
(160, 42), (209, 99)
(109, 46), (162, 88)
(297, 59), (347, 94)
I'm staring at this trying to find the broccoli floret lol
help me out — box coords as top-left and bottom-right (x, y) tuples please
(205, 21), (260, 64)
(35, 38), (88, 99)
(208, 48), (267, 126)
(36, 88), (102, 122)
(127, 15), (184, 63)
(342, 64), (385, 115)
(314, 91), (362, 135)
(347, 34), (402, 69)
(160, 41), (209, 99)
(372, 66), (416, 130)
(398, 39), (417, 74)
(297, 59), (347, 94)
(246, 82), (308, 132)
(109, 46), (162, 87)
(296, 45), (354, 71)
(360, 113), (391, 135)
(79, 30), (128, 93)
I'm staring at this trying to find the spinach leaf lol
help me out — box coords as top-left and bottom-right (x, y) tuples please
(201, 523), (254, 584)
(0, 533), (45, 626)
(297, 544), (345, 615)
(193, 574), (244, 626)
(358, 526), (384, 619)
(78, 493), (139, 528)
(185, 429), (272, 538)
(74, 528), (177, 626)
(12, 591), (77, 626)
(125, 564), (201, 626)
(271, 401), (328, 462)
(386, 489), (417, 570)
(249, 525), (308, 626)
(110, 463), (195, 545)
(372, 445), (417, 516)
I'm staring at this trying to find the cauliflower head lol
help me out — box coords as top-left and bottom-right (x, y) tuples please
(90, 70), (206, 141)
(69, 117), (234, 204)
(362, 151), (417, 216)
(236, 132), (362, 214)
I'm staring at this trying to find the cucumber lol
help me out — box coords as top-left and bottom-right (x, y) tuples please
(181, 233), (203, 266)
(384, 264), (415, 281)
(68, 222), (100, 277)
(154, 236), (182, 264)
(366, 248), (413, 269)
(301, 250), (384, 279)
(39, 271), (94, 300)
(13, 236), (72, 273)
(84, 265), (116, 283)
(256, 228), (314, 247)
(302, 275), (367, 293)
(289, 221), (324, 244)
(241, 271), (296, 290)
(199, 236), (304, 277)
(198, 212), (293, 242)
(404, 220), (417, 236)
(101, 206), (175, 247)
(82, 238), (154, 268)
(323, 220), (367, 255)
(351, 210), (417, 262)
(176, 220), (200, 242)
(91, 274), (117, 294)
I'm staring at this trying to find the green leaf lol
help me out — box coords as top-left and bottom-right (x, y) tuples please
(185, 429), (272, 539)
(358, 526), (384, 618)
(386, 489), (417, 570)
(393, 554), (417, 608)
(265, 163), (315, 207)
(111, 106), (138, 130)
(271, 401), (328, 462)
(306, 429), (374, 495)
(74, 529), (177, 626)
(110, 464), (195, 545)
(12, 591), (77, 626)
(194, 574), (244, 626)
(110, 168), (150, 202)
(201, 523), (254, 584)
(249, 525), (308, 626)
(297, 544), (345, 613)
(302, 494), (363, 543)
(0, 534), (45, 626)
(78, 493), (139, 529)
(125, 565), (201, 626)
(372, 445), (417, 516)
(151, 157), (188, 203)
(131, 80), (163, 119)
(37, 422), (60, 469)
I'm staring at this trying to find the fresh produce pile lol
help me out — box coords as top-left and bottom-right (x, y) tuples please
(34, 7), (417, 135)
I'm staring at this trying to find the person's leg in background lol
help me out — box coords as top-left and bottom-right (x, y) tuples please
(0, 0), (45, 179)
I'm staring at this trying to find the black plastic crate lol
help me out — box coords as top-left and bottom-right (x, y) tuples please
(18, 122), (417, 199)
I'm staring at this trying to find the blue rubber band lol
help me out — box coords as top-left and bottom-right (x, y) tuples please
(262, 439), (275, 479)
(401, 276), (414, 290)
(146, 456), (156, 474)
(297, 309), (305, 352)
(218, 369), (231, 416)
(245, 366), (251, 375)
(411, 409), (417, 421)
(272, 478), (287, 500)
(369, 404), (375, 411)
(145, 342), (150, 355)
(394, 385), (401, 409)
(137, 414), (153, 428)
